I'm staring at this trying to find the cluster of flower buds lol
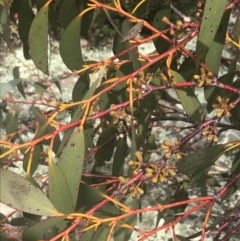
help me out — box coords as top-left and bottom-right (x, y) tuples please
(110, 104), (131, 124)
(118, 176), (144, 198)
(193, 68), (214, 87)
(201, 125), (219, 143)
(212, 96), (235, 118)
(144, 163), (176, 184)
(161, 139), (182, 160)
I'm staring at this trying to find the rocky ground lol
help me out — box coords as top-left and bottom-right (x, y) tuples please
(1, 9), (240, 241)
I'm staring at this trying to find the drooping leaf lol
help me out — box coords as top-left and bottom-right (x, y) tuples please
(58, 129), (85, 210)
(112, 18), (140, 73)
(114, 195), (138, 240)
(138, 76), (163, 145)
(112, 137), (130, 176)
(75, 182), (105, 211)
(31, 106), (61, 154)
(6, 113), (18, 140)
(195, 0), (228, 67)
(72, 72), (90, 103)
(22, 216), (66, 241)
(94, 126), (118, 166)
(58, 0), (78, 29)
(0, 79), (21, 98)
(13, 66), (26, 99)
(0, 6), (10, 48)
(204, 10), (231, 110)
(221, 146), (240, 201)
(49, 162), (74, 214)
(0, 169), (59, 216)
(18, 0), (34, 59)
(59, 13), (84, 71)
(29, 1), (51, 74)
(177, 144), (229, 188)
(23, 144), (43, 176)
(152, 2), (171, 55)
(34, 82), (48, 95)
(57, 77), (100, 156)
(171, 70), (204, 123)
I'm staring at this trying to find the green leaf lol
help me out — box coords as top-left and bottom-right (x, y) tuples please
(23, 144), (43, 176)
(177, 144), (228, 188)
(138, 76), (162, 144)
(0, 79), (21, 98)
(204, 10), (231, 109)
(221, 148), (240, 200)
(31, 106), (61, 154)
(58, 0), (78, 29)
(72, 72), (90, 103)
(13, 66), (26, 99)
(18, 0), (34, 60)
(195, 0), (228, 67)
(112, 19), (140, 73)
(0, 6), (10, 48)
(49, 162), (74, 213)
(75, 182), (105, 210)
(112, 137), (129, 176)
(94, 126), (118, 166)
(59, 13), (84, 71)
(34, 82), (48, 95)
(206, 71), (236, 113)
(152, 2), (171, 55)
(0, 169), (58, 216)
(22, 216), (66, 241)
(58, 129), (85, 210)
(57, 77), (100, 156)
(171, 70), (204, 123)
(10, 217), (30, 226)
(6, 113), (18, 138)
(29, 1), (51, 74)
(114, 195), (138, 240)
(54, 80), (62, 95)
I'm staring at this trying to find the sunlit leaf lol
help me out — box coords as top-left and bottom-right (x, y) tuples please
(195, 0), (228, 67)
(29, 0), (51, 74)
(58, 129), (85, 210)
(0, 169), (59, 216)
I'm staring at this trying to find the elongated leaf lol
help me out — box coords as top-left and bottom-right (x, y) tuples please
(58, 129), (85, 210)
(13, 66), (26, 99)
(195, 0), (228, 67)
(22, 216), (66, 241)
(94, 126), (118, 166)
(49, 162), (74, 213)
(221, 149), (240, 201)
(31, 106), (61, 154)
(58, 0), (78, 29)
(59, 13), (84, 71)
(112, 137), (129, 176)
(0, 169), (58, 216)
(6, 113), (18, 137)
(114, 195), (138, 240)
(171, 70), (204, 123)
(112, 18), (140, 73)
(57, 78), (101, 156)
(0, 79), (21, 98)
(152, 2), (171, 55)
(204, 11), (231, 110)
(138, 76), (162, 145)
(18, 0), (34, 59)
(0, 7), (10, 48)
(29, 1), (51, 74)
(177, 144), (228, 187)
(23, 144), (42, 176)
(72, 72), (90, 103)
